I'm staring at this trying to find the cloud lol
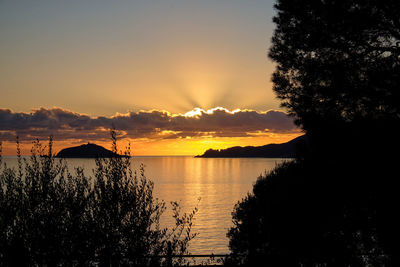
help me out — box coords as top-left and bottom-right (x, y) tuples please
(0, 107), (299, 141)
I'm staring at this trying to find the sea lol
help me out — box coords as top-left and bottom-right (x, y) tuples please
(1, 156), (289, 255)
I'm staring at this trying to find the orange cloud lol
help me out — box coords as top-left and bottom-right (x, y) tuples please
(0, 106), (299, 143)
(0, 106), (303, 156)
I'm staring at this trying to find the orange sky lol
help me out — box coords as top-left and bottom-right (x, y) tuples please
(0, 107), (301, 156)
(0, 1), (301, 156)
(1, 131), (302, 156)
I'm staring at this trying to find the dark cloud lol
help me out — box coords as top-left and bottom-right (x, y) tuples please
(0, 107), (299, 141)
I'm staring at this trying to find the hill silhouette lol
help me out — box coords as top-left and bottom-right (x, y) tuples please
(196, 135), (306, 158)
(56, 143), (120, 158)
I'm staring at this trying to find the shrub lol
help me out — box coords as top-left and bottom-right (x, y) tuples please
(226, 160), (390, 266)
(0, 132), (197, 266)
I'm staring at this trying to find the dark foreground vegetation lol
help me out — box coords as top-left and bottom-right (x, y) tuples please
(0, 132), (197, 266)
(227, 0), (400, 266)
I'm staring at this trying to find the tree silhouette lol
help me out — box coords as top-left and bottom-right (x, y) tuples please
(268, 3), (400, 263)
(269, 0), (400, 132)
(227, 1), (400, 266)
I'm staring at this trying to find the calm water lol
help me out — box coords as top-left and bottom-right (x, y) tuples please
(2, 156), (287, 254)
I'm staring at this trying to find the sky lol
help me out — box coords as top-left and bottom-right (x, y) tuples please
(0, 0), (301, 155)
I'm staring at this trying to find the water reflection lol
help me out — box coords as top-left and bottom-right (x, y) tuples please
(141, 157), (285, 254)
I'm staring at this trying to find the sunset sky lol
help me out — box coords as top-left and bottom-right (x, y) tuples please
(0, 0), (301, 155)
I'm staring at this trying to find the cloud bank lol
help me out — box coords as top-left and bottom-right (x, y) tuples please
(0, 107), (299, 141)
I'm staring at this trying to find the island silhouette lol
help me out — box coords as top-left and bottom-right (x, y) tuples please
(196, 134), (307, 158)
(56, 143), (121, 158)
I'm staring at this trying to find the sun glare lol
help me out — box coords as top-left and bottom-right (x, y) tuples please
(183, 107), (243, 118)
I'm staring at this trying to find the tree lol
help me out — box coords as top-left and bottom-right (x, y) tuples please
(268, 2), (400, 263)
(269, 0), (400, 132)
(227, 1), (400, 266)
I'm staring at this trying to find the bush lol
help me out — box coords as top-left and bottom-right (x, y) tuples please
(226, 160), (391, 266)
(0, 132), (197, 266)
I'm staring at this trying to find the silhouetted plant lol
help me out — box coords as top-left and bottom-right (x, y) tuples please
(269, 0), (400, 132)
(226, 1), (400, 266)
(267, 1), (400, 265)
(0, 131), (197, 266)
(226, 161), (390, 267)
(91, 131), (197, 266)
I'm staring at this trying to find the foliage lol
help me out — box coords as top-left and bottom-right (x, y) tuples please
(227, 3), (400, 262)
(223, 1), (400, 265)
(0, 132), (197, 266)
(269, 0), (400, 131)
(227, 160), (391, 266)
